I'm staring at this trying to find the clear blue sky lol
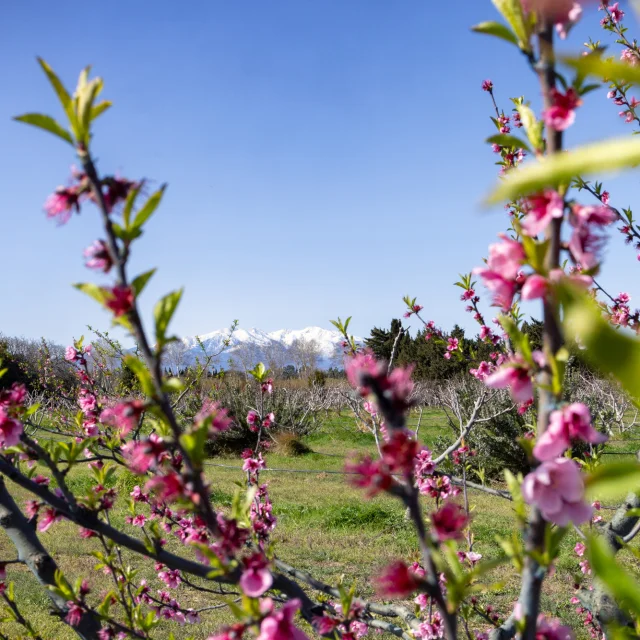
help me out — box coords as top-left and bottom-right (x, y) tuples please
(1, 1), (638, 347)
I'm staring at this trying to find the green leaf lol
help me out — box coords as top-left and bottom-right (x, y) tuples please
(588, 534), (640, 617)
(78, 78), (102, 144)
(132, 185), (167, 231)
(491, 0), (531, 51)
(472, 20), (519, 46)
(36, 58), (73, 118)
(559, 284), (640, 402)
(516, 104), (544, 152)
(123, 356), (156, 397)
(154, 289), (183, 345)
(91, 100), (112, 120)
(131, 269), (156, 297)
(563, 54), (640, 88)
(13, 113), (74, 146)
(73, 282), (109, 305)
(122, 183), (142, 229)
(585, 461), (640, 501)
(486, 133), (532, 153)
(486, 136), (640, 204)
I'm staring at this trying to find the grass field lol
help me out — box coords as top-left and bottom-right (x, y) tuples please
(1, 410), (638, 639)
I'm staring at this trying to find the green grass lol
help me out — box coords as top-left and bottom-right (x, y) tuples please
(1, 410), (639, 638)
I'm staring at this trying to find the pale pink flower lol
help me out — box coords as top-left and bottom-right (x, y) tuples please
(522, 458), (592, 526)
(521, 274), (548, 300)
(470, 361), (492, 381)
(65, 346), (79, 362)
(610, 2), (624, 23)
(621, 48), (639, 66)
(484, 357), (533, 403)
(65, 602), (84, 627)
(486, 234), (525, 280)
(535, 615), (575, 639)
(521, 191), (565, 237)
(533, 403), (607, 460)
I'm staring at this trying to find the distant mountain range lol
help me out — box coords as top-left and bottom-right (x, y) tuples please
(172, 326), (363, 371)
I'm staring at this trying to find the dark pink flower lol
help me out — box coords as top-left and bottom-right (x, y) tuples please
(65, 602), (84, 627)
(83, 240), (113, 273)
(105, 286), (134, 317)
(240, 552), (273, 597)
(0, 408), (23, 448)
(345, 456), (393, 497)
(482, 79), (493, 92)
(38, 507), (63, 532)
(375, 561), (421, 598)
(158, 567), (182, 589)
(431, 502), (469, 541)
(610, 2), (624, 22)
(521, 191), (564, 237)
(470, 361), (492, 381)
(522, 458), (592, 526)
(44, 187), (81, 224)
(256, 599), (309, 640)
(543, 88), (582, 131)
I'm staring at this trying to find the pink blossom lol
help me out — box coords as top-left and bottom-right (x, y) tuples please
(247, 410), (259, 426)
(83, 240), (113, 272)
(473, 269), (516, 310)
(256, 599), (309, 640)
(105, 285), (134, 317)
(482, 79), (493, 92)
(346, 456), (393, 497)
(542, 88), (582, 131)
(571, 204), (616, 227)
(78, 389), (97, 413)
(0, 408), (23, 448)
(240, 552), (273, 597)
(65, 602), (84, 627)
(431, 502), (469, 541)
(522, 458), (592, 526)
(521, 191), (565, 237)
(158, 567), (181, 589)
(574, 541), (586, 557)
(533, 403), (607, 461)
(65, 346), (79, 362)
(621, 48), (639, 66)
(446, 337), (459, 352)
(146, 472), (186, 502)
(261, 378), (274, 394)
(414, 448), (436, 476)
(195, 400), (231, 432)
(470, 361), (492, 381)
(484, 357), (534, 404)
(375, 561), (421, 598)
(44, 187), (81, 224)
(535, 615), (575, 639)
(262, 412), (275, 428)
(556, 2), (582, 38)
(521, 274), (548, 301)
(38, 507), (63, 532)
(610, 2), (624, 22)
(486, 235), (526, 279)
(100, 400), (145, 436)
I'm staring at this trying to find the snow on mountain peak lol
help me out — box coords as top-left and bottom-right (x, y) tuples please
(176, 326), (361, 370)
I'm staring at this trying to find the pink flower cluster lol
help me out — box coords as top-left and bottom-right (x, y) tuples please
(0, 383), (26, 448)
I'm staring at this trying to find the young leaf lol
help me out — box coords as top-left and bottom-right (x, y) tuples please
(563, 54), (640, 88)
(91, 100), (112, 120)
(585, 461), (640, 501)
(131, 269), (157, 297)
(486, 136), (640, 204)
(516, 104), (544, 152)
(123, 356), (156, 397)
(13, 113), (74, 146)
(132, 185), (167, 231)
(486, 133), (532, 153)
(588, 534), (640, 617)
(559, 283), (640, 402)
(491, 0), (531, 52)
(154, 289), (183, 345)
(73, 282), (109, 305)
(472, 20), (519, 46)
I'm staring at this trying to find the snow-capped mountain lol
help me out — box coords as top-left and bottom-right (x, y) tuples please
(175, 326), (362, 371)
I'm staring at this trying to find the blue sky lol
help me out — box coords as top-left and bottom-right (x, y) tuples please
(1, 1), (639, 347)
